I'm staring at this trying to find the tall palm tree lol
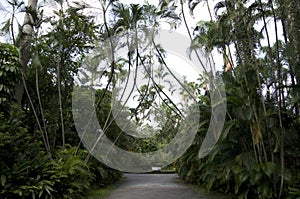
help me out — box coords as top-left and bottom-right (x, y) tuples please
(10, 0), (38, 104)
(4, 0), (52, 153)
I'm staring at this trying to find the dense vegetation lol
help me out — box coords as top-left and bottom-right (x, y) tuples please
(0, 0), (299, 198)
(175, 0), (300, 198)
(0, 1), (123, 198)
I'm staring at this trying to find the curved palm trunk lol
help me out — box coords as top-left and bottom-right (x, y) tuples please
(15, 0), (52, 154)
(15, 0), (38, 104)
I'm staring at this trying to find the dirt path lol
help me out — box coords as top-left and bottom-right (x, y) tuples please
(105, 173), (209, 199)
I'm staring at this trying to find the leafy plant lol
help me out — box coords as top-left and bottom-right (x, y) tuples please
(0, 43), (20, 107)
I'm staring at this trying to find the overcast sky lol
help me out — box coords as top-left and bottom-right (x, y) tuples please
(0, 0), (282, 81)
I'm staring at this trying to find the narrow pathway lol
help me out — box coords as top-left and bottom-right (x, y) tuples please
(105, 173), (209, 199)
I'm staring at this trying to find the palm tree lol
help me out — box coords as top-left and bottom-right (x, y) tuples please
(0, 0), (25, 45)
(1, 0), (52, 153)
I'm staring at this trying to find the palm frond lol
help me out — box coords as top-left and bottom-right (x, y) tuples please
(7, 0), (20, 6)
(214, 1), (226, 19)
(0, 19), (11, 35)
(188, 0), (202, 16)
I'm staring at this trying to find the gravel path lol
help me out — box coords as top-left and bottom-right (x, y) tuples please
(105, 173), (209, 199)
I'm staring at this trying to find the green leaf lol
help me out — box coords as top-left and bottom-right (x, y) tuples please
(39, 189), (43, 198)
(0, 19), (10, 34)
(1, 175), (6, 186)
(13, 189), (23, 196)
(262, 162), (276, 177)
(244, 106), (253, 120)
(220, 120), (235, 140)
(250, 171), (262, 185)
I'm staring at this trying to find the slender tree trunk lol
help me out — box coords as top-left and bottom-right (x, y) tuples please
(57, 60), (65, 148)
(85, 0), (115, 163)
(14, 0), (38, 104)
(285, 0), (300, 115)
(35, 58), (51, 152)
(268, 1), (286, 197)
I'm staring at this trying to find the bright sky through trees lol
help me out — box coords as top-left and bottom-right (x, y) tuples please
(0, 0), (220, 81)
(0, 0), (284, 79)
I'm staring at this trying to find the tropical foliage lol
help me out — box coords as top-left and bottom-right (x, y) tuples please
(0, 0), (299, 198)
(176, 0), (300, 198)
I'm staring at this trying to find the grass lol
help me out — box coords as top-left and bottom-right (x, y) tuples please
(190, 185), (228, 199)
(85, 185), (116, 199)
(86, 185), (116, 199)
(185, 182), (229, 199)
(175, 177), (228, 199)
(85, 177), (126, 199)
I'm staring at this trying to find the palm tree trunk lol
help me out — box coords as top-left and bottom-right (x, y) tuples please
(58, 4), (65, 148)
(15, 0), (38, 104)
(57, 60), (65, 148)
(35, 59), (51, 152)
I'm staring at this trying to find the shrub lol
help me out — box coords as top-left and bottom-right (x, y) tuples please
(0, 105), (122, 198)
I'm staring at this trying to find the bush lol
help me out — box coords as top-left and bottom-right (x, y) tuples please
(175, 141), (293, 199)
(0, 106), (122, 198)
(88, 157), (122, 188)
(0, 146), (122, 199)
(0, 43), (21, 108)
